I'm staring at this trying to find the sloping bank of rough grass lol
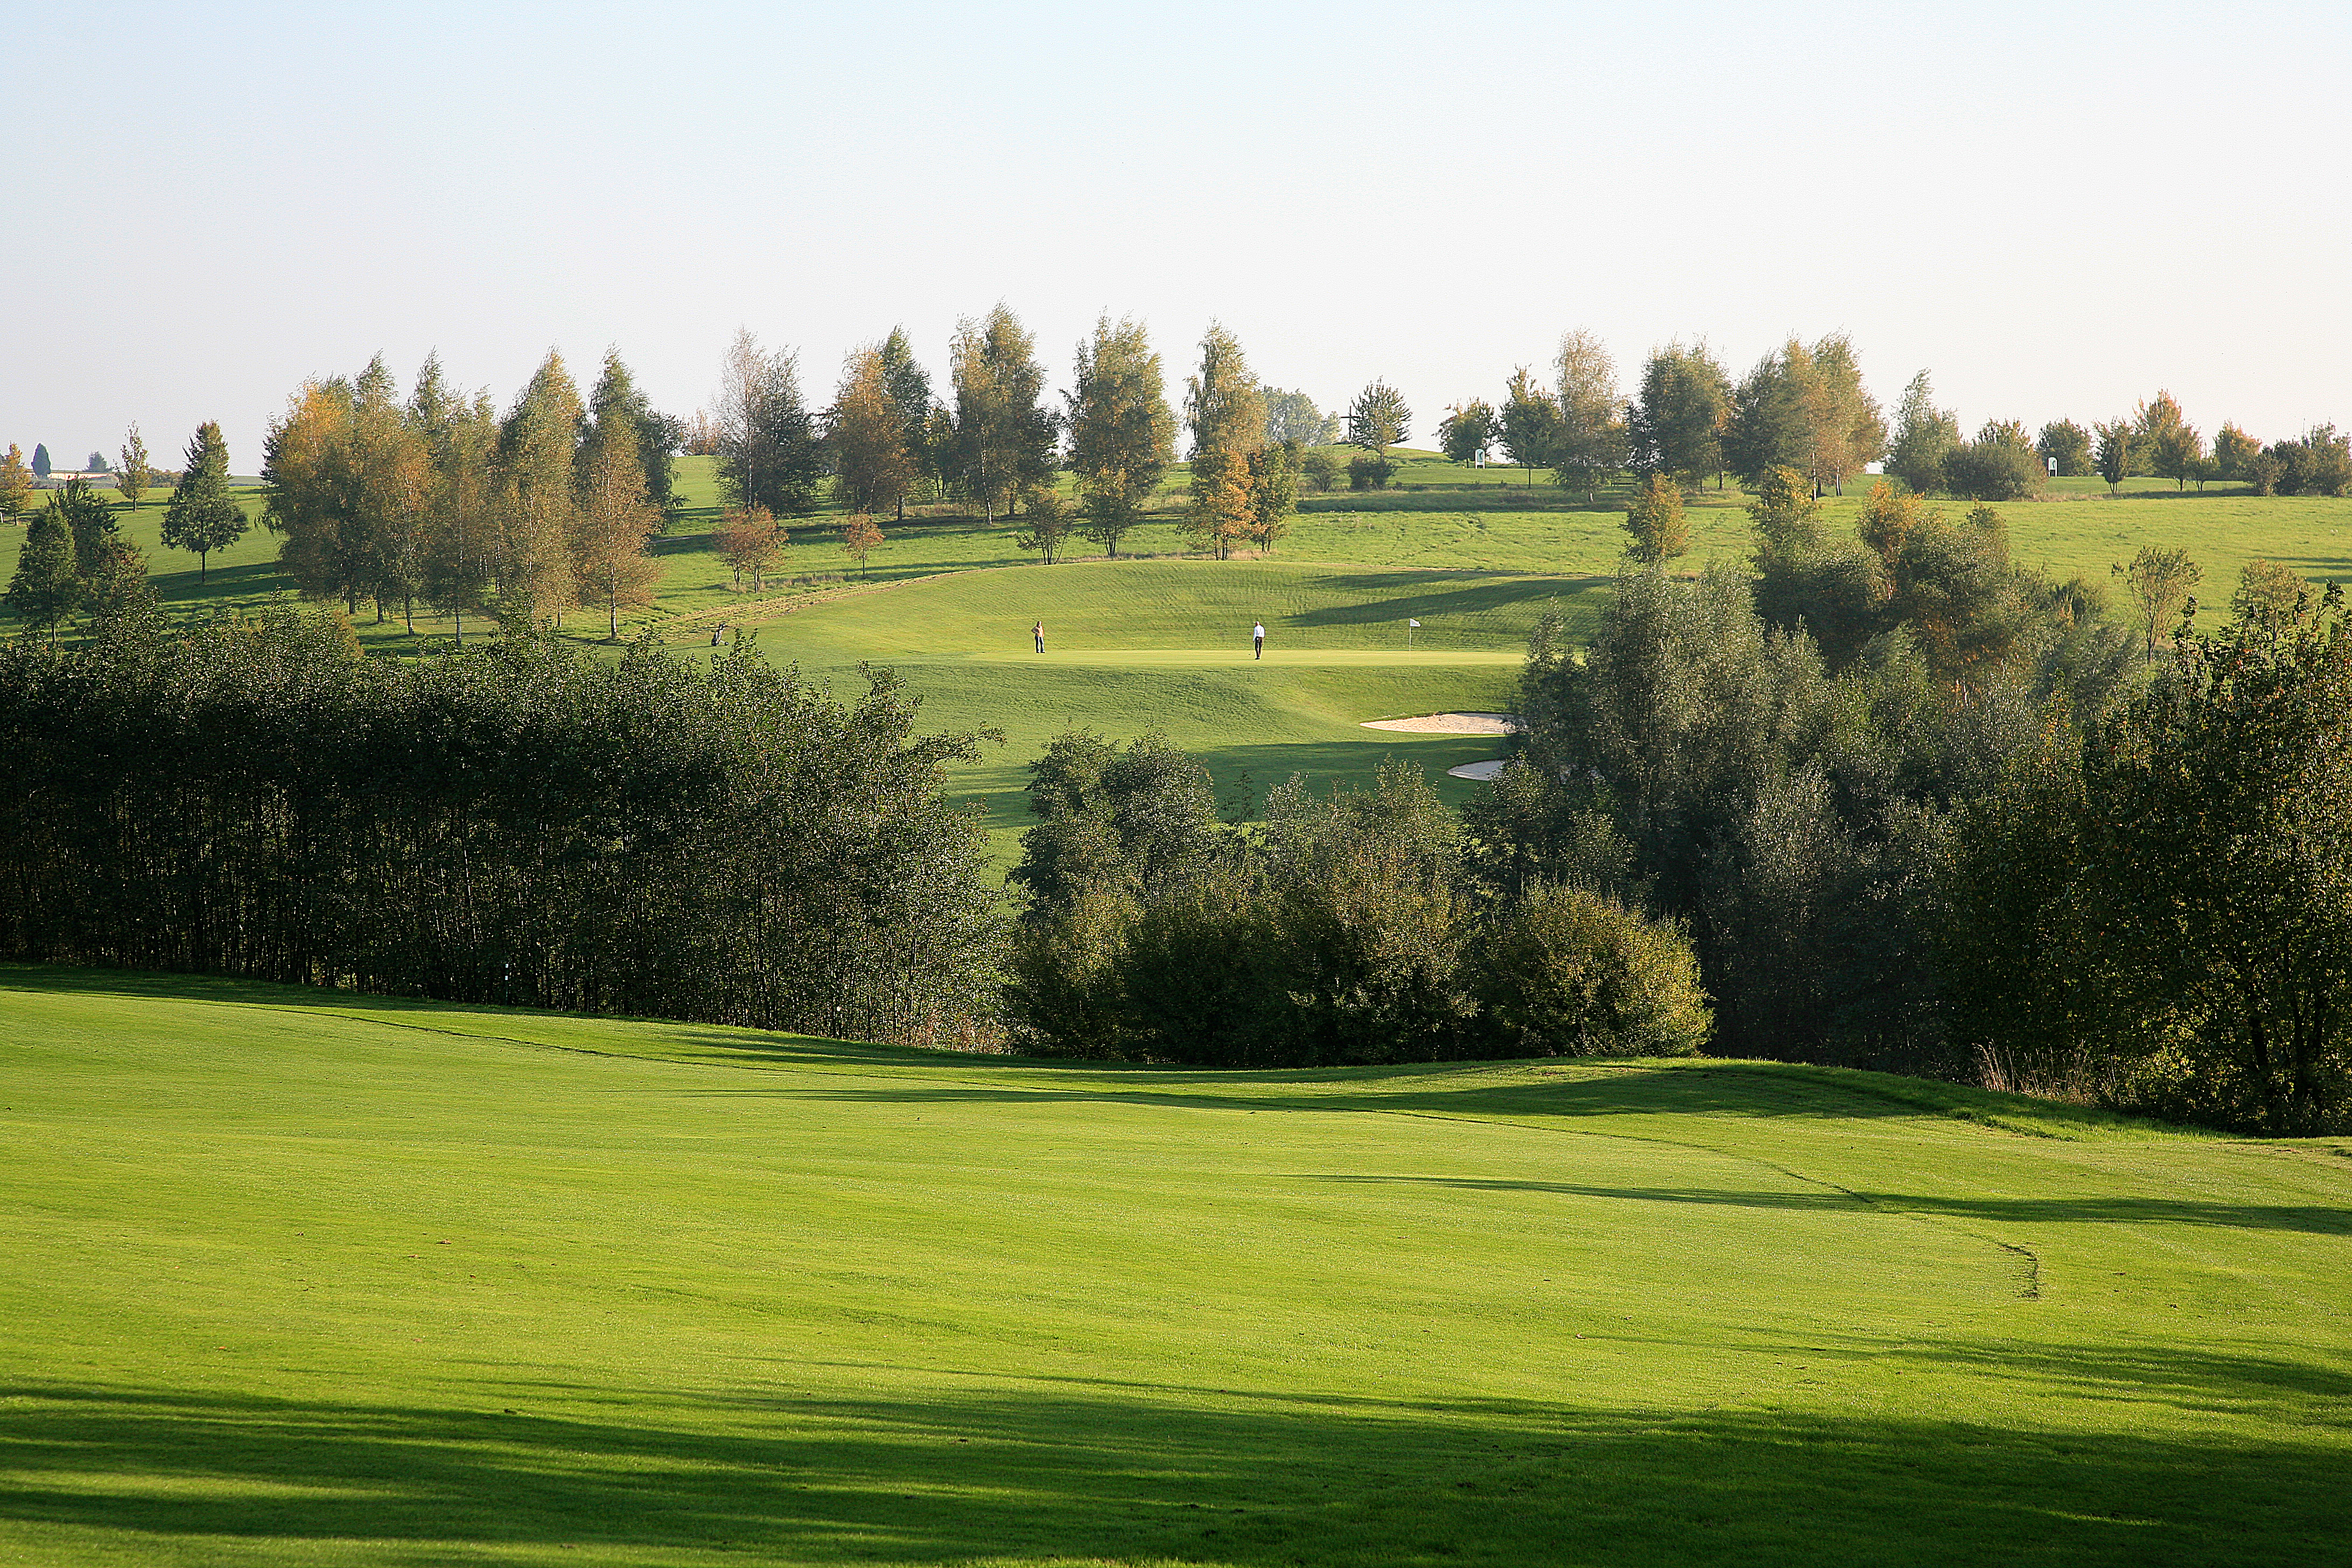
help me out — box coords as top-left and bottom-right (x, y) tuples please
(3, 967), (2347, 1567)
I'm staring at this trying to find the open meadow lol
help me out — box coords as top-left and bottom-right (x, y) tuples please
(2, 965), (2348, 1566)
(5, 454), (2346, 853)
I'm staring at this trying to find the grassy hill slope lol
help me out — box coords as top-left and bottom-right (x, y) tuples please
(3, 967), (2347, 1566)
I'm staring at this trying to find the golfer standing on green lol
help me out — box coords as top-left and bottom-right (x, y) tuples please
(1252, 621), (1265, 660)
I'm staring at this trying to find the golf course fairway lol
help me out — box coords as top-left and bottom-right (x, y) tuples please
(3, 967), (2348, 1566)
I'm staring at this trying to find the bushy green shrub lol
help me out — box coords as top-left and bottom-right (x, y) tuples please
(1473, 883), (1709, 1056)
(1002, 742), (1707, 1066)
(1346, 455), (1397, 491)
(1939, 438), (2046, 501)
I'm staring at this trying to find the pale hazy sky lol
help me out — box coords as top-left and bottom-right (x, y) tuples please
(8, 0), (2348, 472)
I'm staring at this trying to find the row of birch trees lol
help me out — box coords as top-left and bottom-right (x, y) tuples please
(264, 350), (677, 638)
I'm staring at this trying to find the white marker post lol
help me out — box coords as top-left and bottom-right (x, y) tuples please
(1408, 617), (1420, 649)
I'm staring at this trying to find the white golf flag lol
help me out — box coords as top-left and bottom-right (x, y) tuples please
(1408, 619), (1421, 628)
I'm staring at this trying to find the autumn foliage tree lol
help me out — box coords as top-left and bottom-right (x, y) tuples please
(1622, 474), (1688, 563)
(1184, 321), (1267, 558)
(841, 514), (885, 572)
(575, 412), (663, 639)
(1552, 329), (1624, 502)
(0, 444), (37, 521)
(830, 345), (919, 517)
(714, 506), (783, 591)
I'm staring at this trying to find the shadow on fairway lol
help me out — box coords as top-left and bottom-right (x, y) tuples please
(1285, 572), (1605, 628)
(146, 558), (288, 607)
(0, 1377), (2340, 1566)
(738, 1059), (2067, 1128)
(1297, 1175), (2352, 1236)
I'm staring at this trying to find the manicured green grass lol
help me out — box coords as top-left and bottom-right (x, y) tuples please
(2, 966), (2347, 1565)
(665, 559), (1545, 849)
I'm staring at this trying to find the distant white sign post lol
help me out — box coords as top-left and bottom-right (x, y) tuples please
(1408, 617), (1421, 649)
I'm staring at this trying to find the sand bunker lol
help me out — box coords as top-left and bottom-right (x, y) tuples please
(1357, 712), (1521, 736)
(1446, 759), (1509, 781)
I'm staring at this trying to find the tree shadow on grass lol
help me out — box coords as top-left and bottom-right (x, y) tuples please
(0, 1378), (2340, 1566)
(148, 558), (291, 608)
(726, 1060), (1994, 1128)
(1297, 1174), (2352, 1237)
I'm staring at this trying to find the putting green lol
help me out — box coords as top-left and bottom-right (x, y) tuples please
(2, 967), (2347, 1565)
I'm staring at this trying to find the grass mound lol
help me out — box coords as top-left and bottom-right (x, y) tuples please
(3, 967), (2347, 1565)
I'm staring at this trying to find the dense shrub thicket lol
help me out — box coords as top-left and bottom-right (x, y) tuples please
(1492, 496), (2138, 1076)
(1944, 587), (2352, 1135)
(0, 611), (1002, 1044)
(1489, 498), (2352, 1132)
(1002, 738), (1709, 1065)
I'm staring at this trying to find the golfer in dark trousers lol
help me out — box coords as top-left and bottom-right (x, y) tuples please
(1033, 621), (1045, 653)
(1253, 621), (1265, 659)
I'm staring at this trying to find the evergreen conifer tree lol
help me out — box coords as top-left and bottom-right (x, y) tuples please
(163, 422), (248, 583)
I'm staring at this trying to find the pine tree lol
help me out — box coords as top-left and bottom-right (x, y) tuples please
(163, 423), (248, 584)
(116, 424), (153, 510)
(48, 478), (119, 582)
(30, 444), (50, 480)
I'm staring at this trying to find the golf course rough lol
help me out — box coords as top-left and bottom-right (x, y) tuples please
(2, 966), (2347, 1566)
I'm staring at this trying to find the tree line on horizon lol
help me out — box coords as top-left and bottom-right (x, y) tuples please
(1433, 333), (2352, 507)
(9, 313), (2348, 645)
